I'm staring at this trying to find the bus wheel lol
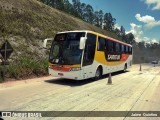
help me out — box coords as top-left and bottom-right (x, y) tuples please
(94, 67), (102, 80)
(124, 64), (127, 72)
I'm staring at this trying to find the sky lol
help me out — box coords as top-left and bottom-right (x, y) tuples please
(70, 0), (160, 43)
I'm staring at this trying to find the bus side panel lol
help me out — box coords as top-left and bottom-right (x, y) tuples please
(94, 51), (132, 75)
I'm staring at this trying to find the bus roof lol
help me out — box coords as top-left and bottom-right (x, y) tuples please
(57, 30), (87, 34)
(57, 30), (132, 47)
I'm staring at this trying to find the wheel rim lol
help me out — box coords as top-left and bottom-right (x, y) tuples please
(124, 65), (127, 71)
(95, 68), (100, 78)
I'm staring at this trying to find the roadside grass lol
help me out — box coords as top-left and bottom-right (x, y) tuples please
(7, 56), (48, 79)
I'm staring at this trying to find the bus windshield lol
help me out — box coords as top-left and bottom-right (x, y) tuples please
(49, 32), (85, 65)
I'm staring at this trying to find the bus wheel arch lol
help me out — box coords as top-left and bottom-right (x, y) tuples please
(94, 65), (103, 80)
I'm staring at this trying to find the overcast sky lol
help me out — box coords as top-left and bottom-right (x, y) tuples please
(71, 0), (160, 43)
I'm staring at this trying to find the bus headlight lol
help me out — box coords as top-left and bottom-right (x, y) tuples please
(49, 65), (52, 69)
(71, 67), (81, 71)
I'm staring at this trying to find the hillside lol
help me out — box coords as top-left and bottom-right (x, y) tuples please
(0, 0), (122, 80)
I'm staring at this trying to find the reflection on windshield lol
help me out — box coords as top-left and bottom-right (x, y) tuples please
(49, 32), (85, 65)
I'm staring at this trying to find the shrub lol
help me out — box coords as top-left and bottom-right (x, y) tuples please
(7, 56), (48, 79)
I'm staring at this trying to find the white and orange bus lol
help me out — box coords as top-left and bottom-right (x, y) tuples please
(43, 30), (132, 80)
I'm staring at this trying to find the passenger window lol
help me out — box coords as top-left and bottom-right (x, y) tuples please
(106, 39), (109, 51)
(113, 42), (116, 52)
(108, 40), (114, 52)
(121, 44), (124, 53)
(116, 43), (120, 52)
(125, 46), (128, 53)
(98, 37), (106, 51)
(119, 44), (122, 52)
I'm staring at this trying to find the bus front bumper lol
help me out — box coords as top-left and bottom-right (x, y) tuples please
(48, 68), (83, 80)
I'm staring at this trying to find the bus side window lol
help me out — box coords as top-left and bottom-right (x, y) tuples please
(108, 40), (113, 52)
(121, 44), (124, 53)
(127, 46), (130, 54)
(98, 37), (106, 51)
(124, 45), (126, 53)
(116, 43), (120, 52)
(125, 46), (128, 54)
(108, 40), (117, 52)
(106, 39), (109, 51)
(113, 42), (116, 52)
(119, 44), (122, 52)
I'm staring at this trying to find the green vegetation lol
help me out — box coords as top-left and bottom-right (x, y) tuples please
(0, 0), (159, 81)
(7, 56), (48, 79)
(133, 42), (160, 63)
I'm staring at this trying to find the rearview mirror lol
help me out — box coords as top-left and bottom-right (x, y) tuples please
(43, 38), (53, 49)
(79, 37), (87, 49)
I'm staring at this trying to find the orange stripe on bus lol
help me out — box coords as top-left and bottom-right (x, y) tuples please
(120, 54), (129, 61)
(52, 66), (71, 72)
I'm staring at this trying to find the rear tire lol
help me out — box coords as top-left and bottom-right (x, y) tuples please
(123, 64), (127, 72)
(94, 67), (102, 80)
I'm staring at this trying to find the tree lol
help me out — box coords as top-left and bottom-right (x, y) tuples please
(47, 0), (54, 6)
(125, 33), (136, 45)
(38, 0), (60, 8)
(50, 0), (55, 7)
(103, 13), (116, 31)
(98, 10), (103, 28)
(80, 3), (86, 20)
(114, 28), (121, 36)
(72, 0), (81, 18)
(121, 34), (127, 43)
(64, 0), (72, 13)
(93, 11), (99, 27)
(85, 5), (94, 24)
(55, 0), (64, 10)
(120, 26), (125, 35)
(93, 10), (103, 27)
(72, 0), (80, 10)
(138, 41), (145, 49)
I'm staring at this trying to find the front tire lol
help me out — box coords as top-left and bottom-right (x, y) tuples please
(94, 67), (102, 80)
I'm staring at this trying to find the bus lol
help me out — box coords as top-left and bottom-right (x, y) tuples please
(43, 30), (132, 80)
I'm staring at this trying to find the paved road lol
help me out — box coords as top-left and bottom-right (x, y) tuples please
(0, 64), (160, 120)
